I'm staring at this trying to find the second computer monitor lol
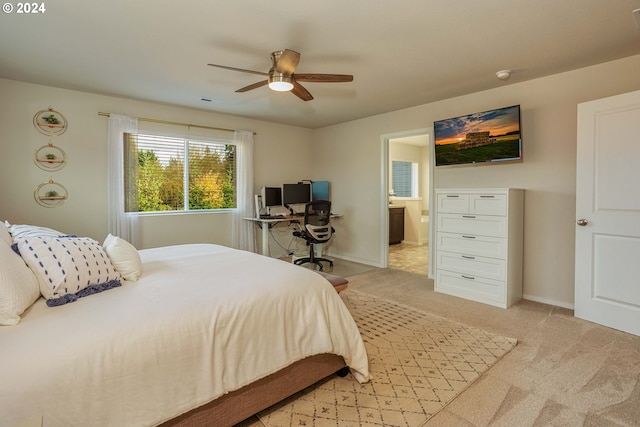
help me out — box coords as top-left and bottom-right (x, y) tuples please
(261, 186), (282, 207)
(311, 181), (330, 201)
(282, 183), (311, 206)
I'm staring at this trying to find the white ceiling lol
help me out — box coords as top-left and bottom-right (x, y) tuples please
(2, 0), (639, 129)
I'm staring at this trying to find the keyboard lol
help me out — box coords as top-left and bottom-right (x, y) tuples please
(259, 215), (283, 219)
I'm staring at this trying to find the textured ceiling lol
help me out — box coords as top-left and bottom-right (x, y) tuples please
(1, 0), (639, 129)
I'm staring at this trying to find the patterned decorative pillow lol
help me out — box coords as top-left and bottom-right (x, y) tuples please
(6, 221), (67, 241)
(17, 236), (122, 307)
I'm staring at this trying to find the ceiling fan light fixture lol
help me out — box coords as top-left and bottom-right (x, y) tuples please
(209, 49), (352, 100)
(268, 72), (293, 91)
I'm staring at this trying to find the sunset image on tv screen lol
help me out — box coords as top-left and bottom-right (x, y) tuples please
(434, 105), (521, 166)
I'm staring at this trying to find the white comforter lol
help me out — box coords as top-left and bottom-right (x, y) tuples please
(0, 244), (370, 427)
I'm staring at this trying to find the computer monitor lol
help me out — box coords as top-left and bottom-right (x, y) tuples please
(282, 183), (311, 206)
(311, 181), (330, 201)
(261, 186), (282, 207)
(260, 186), (282, 215)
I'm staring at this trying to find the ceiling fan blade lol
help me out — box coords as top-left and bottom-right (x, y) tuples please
(236, 80), (268, 92)
(291, 81), (313, 101)
(293, 73), (353, 83)
(274, 49), (301, 75)
(207, 63), (268, 76)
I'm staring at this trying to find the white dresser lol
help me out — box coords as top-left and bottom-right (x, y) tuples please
(434, 188), (524, 308)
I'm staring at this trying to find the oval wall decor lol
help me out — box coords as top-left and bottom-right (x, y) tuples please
(34, 179), (68, 208)
(33, 106), (67, 136)
(34, 141), (67, 171)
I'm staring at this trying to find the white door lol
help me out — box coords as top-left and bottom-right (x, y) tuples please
(575, 89), (640, 336)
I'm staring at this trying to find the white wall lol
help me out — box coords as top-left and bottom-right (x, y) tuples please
(3, 54), (640, 308)
(0, 78), (312, 251)
(311, 54), (640, 308)
(420, 146), (430, 213)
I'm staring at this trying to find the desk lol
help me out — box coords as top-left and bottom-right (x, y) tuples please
(243, 214), (342, 257)
(243, 216), (296, 256)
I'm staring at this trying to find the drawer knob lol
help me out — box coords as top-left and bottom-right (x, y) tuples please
(461, 275), (475, 280)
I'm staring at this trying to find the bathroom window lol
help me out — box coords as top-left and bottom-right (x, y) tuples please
(391, 161), (418, 197)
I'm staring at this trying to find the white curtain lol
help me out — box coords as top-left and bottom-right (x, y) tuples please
(231, 130), (256, 252)
(107, 115), (139, 247)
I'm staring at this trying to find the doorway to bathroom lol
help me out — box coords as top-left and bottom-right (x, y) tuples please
(381, 129), (434, 278)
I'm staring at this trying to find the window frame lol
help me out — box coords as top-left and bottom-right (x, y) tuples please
(124, 130), (237, 215)
(391, 160), (419, 198)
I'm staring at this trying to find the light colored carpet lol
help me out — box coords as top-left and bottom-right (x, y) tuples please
(238, 267), (640, 427)
(257, 289), (517, 427)
(347, 269), (640, 426)
(279, 256), (379, 278)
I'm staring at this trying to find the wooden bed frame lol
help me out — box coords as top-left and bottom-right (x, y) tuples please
(160, 353), (346, 427)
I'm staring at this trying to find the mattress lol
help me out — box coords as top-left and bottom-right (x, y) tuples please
(0, 244), (370, 427)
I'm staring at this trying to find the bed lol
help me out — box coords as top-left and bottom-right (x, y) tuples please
(0, 222), (370, 427)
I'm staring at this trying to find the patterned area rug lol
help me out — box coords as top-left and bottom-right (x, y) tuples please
(258, 290), (517, 427)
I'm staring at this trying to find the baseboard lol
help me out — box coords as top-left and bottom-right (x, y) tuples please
(523, 294), (574, 310)
(326, 251), (383, 268)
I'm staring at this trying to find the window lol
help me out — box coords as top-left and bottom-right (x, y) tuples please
(391, 160), (418, 197)
(124, 133), (236, 213)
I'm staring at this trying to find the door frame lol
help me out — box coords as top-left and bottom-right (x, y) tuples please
(380, 128), (434, 279)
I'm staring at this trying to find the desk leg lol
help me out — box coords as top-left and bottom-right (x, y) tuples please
(261, 223), (270, 256)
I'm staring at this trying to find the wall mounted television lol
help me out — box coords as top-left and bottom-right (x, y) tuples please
(433, 105), (522, 167)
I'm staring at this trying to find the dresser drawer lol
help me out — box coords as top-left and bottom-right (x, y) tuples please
(436, 250), (506, 281)
(436, 270), (505, 305)
(436, 193), (469, 214)
(437, 213), (507, 238)
(469, 194), (508, 216)
(436, 232), (507, 259)
(434, 188), (523, 309)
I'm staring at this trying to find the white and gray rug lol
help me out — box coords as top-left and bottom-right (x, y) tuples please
(259, 289), (517, 427)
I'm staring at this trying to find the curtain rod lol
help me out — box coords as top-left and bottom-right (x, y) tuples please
(97, 112), (255, 135)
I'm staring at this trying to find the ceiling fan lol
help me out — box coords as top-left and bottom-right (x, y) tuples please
(207, 49), (353, 101)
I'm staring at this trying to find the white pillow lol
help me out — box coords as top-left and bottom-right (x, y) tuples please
(0, 221), (12, 246)
(0, 242), (41, 325)
(102, 234), (143, 281)
(17, 236), (122, 307)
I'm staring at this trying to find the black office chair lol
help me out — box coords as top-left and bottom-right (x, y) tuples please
(293, 200), (334, 271)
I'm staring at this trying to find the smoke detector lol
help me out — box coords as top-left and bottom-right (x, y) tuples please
(496, 70), (511, 80)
